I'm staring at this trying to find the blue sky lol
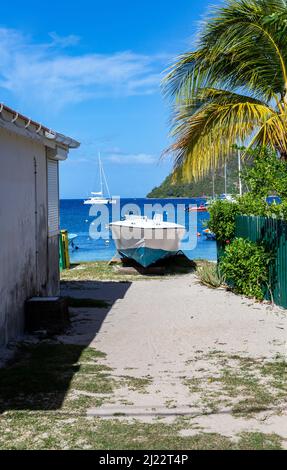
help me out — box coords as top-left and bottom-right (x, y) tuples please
(0, 0), (212, 198)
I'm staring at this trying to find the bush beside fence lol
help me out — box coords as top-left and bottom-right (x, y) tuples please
(235, 215), (287, 308)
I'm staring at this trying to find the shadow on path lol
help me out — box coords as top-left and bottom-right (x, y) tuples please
(0, 280), (131, 413)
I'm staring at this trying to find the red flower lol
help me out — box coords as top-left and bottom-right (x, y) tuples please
(226, 240), (230, 244)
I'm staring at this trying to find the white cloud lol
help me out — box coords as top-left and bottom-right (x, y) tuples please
(107, 152), (156, 165)
(0, 28), (165, 107)
(48, 32), (81, 48)
(65, 150), (157, 166)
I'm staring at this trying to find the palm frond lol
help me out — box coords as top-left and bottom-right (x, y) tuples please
(170, 93), (274, 180)
(165, 0), (287, 100)
(164, 0), (287, 179)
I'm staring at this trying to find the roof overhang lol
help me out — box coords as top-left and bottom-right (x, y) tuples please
(0, 103), (80, 151)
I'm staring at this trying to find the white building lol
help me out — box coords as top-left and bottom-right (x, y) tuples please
(0, 104), (80, 346)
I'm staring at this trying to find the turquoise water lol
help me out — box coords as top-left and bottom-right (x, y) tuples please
(60, 198), (217, 263)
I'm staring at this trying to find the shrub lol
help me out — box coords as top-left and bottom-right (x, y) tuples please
(196, 262), (225, 289)
(207, 147), (287, 243)
(219, 238), (271, 300)
(237, 193), (269, 217)
(241, 147), (287, 199)
(264, 199), (287, 220)
(208, 200), (239, 243)
(208, 194), (286, 245)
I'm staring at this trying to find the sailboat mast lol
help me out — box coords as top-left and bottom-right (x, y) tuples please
(237, 149), (242, 196)
(102, 161), (111, 199)
(212, 169), (215, 199)
(98, 152), (104, 195)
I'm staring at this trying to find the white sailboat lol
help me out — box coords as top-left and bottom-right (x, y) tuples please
(84, 153), (116, 205)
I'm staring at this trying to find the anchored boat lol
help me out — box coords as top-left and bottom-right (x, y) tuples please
(203, 228), (216, 240)
(109, 214), (185, 267)
(186, 203), (207, 212)
(84, 153), (116, 205)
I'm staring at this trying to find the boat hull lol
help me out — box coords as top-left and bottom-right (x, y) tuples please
(188, 207), (207, 212)
(119, 247), (178, 267)
(84, 198), (116, 205)
(110, 223), (185, 267)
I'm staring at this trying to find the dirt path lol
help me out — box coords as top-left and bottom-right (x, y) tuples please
(60, 274), (287, 445)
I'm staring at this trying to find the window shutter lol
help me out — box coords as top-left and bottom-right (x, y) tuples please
(47, 159), (59, 236)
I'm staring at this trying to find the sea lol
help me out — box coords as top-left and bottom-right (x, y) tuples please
(60, 198), (217, 263)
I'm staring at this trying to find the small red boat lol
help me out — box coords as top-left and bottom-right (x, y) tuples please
(186, 204), (207, 212)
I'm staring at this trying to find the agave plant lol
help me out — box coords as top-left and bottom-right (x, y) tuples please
(164, 0), (287, 180)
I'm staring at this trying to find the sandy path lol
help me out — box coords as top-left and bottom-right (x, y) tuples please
(92, 275), (286, 363)
(61, 274), (287, 441)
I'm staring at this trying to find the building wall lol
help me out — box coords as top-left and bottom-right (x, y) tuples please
(0, 127), (59, 346)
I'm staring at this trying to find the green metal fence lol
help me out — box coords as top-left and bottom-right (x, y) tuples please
(235, 215), (287, 308)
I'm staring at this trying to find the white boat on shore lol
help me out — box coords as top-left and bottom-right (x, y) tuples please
(84, 153), (116, 205)
(109, 214), (185, 267)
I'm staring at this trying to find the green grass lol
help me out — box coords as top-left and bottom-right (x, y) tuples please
(183, 351), (287, 417)
(0, 413), (283, 450)
(184, 377), (201, 394)
(0, 344), (113, 412)
(66, 297), (110, 308)
(60, 259), (196, 283)
(120, 375), (153, 393)
(196, 261), (224, 289)
(61, 261), (134, 282)
(61, 261), (161, 282)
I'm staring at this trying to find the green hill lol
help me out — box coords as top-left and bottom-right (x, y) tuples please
(147, 157), (245, 198)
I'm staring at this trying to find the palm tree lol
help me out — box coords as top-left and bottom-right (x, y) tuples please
(164, 0), (287, 181)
